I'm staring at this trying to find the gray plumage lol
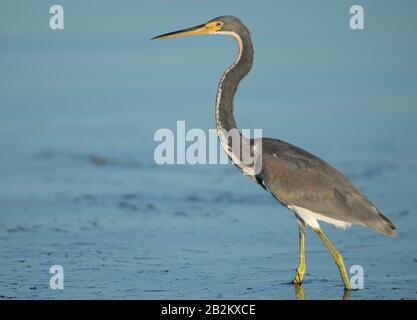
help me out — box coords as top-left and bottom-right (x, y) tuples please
(259, 138), (396, 236)
(152, 15), (397, 289)
(211, 16), (396, 237)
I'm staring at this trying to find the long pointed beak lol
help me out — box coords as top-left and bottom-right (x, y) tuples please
(151, 22), (219, 40)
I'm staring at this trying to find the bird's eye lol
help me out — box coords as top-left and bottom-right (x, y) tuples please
(216, 22), (222, 27)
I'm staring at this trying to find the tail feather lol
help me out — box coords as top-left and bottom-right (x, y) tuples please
(370, 207), (397, 237)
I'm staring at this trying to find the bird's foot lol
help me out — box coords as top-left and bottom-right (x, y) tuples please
(293, 266), (306, 284)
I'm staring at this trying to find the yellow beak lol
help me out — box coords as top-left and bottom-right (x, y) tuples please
(151, 21), (221, 40)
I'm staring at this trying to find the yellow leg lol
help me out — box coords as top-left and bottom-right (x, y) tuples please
(293, 227), (306, 284)
(314, 227), (352, 290)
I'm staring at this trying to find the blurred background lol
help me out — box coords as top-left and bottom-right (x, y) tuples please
(0, 0), (416, 299)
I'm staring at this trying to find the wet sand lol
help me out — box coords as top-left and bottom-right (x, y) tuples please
(1, 147), (416, 299)
(1, 0), (417, 300)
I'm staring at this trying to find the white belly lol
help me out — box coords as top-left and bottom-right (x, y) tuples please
(288, 205), (352, 230)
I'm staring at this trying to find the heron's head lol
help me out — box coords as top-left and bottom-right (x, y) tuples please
(151, 16), (247, 40)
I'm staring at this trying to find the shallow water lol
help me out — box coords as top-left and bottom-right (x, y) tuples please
(1, 148), (417, 299)
(1, 0), (417, 299)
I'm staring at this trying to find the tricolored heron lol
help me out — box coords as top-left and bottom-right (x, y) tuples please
(152, 16), (396, 290)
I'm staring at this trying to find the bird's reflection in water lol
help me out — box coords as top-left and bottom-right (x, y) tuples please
(293, 284), (352, 300)
(342, 289), (352, 300)
(294, 284), (305, 300)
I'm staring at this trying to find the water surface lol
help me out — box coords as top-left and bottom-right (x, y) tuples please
(1, 0), (417, 299)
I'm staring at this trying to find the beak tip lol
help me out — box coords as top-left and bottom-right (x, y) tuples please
(151, 35), (166, 41)
(151, 23), (209, 41)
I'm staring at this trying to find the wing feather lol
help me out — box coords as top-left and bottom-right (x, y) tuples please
(258, 138), (396, 236)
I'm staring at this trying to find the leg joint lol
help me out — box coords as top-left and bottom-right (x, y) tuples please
(333, 250), (343, 263)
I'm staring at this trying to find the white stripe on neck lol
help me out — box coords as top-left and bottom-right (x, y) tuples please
(214, 31), (255, 176)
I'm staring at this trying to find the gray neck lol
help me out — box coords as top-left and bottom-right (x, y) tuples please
(215, 29), (254, 134)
